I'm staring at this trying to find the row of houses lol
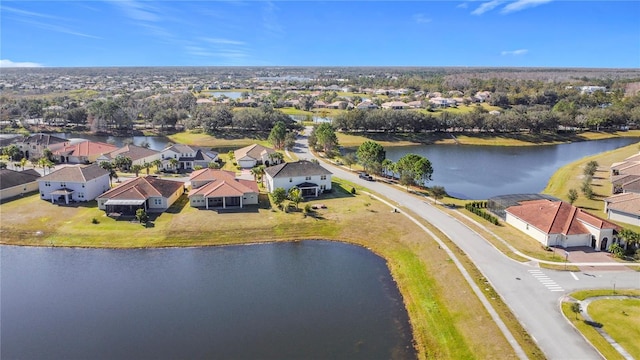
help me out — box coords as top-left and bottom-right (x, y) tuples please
(604, 152), (640, 226)
(1, 159), (333, 215)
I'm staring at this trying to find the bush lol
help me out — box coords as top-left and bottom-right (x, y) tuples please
(351, 187), (356, 194)
(465, 203), (499, 225)
(91, 217), (99, 224)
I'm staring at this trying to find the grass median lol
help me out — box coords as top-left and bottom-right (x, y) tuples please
(1, 178), (523, 360)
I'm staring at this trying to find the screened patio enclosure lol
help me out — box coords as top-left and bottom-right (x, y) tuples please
(104, 199), (147, 215)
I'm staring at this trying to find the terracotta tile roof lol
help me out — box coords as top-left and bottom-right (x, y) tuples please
(189, 169), (258, 197)
(611, 174), (640, 185)
(99, 176), (184, 200)
(264, 160), (332, 178)
(39, 164), (108, 183)
(621, 177), (640, 192)
(506, 199), (620, 235)
(20, 133), (66, 146)
(234, 144), (275, 161)
(615, 162), (640, 176)
(605, 192), (640, 216)
(0, 169), (40, 190)
(624, 153), (640, 162)
(52, 140), (118, 157)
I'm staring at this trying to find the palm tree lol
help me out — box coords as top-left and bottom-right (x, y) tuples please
(99, 161), (118, 187)
(251, 165), (266, 184)
(268, 152), (284, 166)
(168, 158), (179, 172)
(143, 161), (151, 175)
(20, 158), (27, 171)
(288, 188), (303, 210)
(131, 164), (143, 177)
(152, 159), (162, 173)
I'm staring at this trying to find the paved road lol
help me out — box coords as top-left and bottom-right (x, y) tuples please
(293, 128), (640, 359)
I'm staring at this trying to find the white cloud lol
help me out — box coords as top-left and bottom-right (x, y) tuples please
(501, 0), (553, 14)
(109, 0), (161, 22)
(457, 3), (469, 9)
(472, 0), (505, 15)
(202, 38), (246, 46)
(501, 49), (529, 56)
(0, 5), (60, 20)
(413, 13), (432, 24)
(0, 59), (44, 68)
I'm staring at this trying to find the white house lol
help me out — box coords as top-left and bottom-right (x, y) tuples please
(604, 192), (640, 227)
(160, 144), (218, 172)
(234, 144), (279, 169)
(264, 160), (332, 197)
(97, 176), (185, 215)
(0, 169), (40, 201)
(188, 168), (259, 209)
(38, 164), (111, 204)
(505, 199), (620, 251)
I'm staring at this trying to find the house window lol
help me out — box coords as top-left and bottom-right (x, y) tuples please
(289, 178), (292, 182)
(61, 182), (66, 187)
(154, 199), (162, 205)
(45, 181), (51, 187)
(526, 224), (529, 230)
(78, 193), (85, 199)
(82, 184), (85, 188)
(305, 176), (311, 181)
(320, 175), (327, 180)
(320, 185), (326, 191)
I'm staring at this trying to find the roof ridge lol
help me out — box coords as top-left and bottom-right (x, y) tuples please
(561, 204), (578, 235)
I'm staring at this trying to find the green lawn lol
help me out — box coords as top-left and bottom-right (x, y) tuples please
(0, 178), (527, 360)
(589, 298), (640, 359)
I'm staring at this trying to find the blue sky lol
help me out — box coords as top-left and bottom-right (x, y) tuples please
(1, 1), (639, 68)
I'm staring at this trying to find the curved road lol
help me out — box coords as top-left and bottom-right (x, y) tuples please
(293, 128), (640, 360)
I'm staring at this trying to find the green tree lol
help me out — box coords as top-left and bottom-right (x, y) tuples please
(609, 243), (624, 258)
(396, 153), (433, 189)
(152, 159), (163, 172)
(168, 158), (179, 172)
(20, 157), (27, 170)
(251, 165), (266, 183)
(136, 208), (149, 225)
(430, 186), (447, 204)
(2, 144), (20, 161)
(583, 161), (599, 177)
(143, 161), (151, 175)
(381, 159), (394, 177)
(568, 189), (578, 204)
(343, 152), (357, 169)
(284, 132), (297, 150)
(268, 121), (287, 149)
(268, 152), (284, 166)
(131, 164), (143, 177)
(288, 187), (303, 210)
(356, 141), (386, 172)
(313, 123), (339, 155)
(619, 229), (640, 250)
(114, 155), (132, 171)
(99, 161), (118, 187)
(271, 187), (287, 209)
(570, 302), (581, 320)
(0, 161), (7, 169)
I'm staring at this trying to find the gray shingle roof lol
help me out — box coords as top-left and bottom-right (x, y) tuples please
(264, 160), (332, 178)
(38, 164), (109, 183)
(0, 169), (40, 190)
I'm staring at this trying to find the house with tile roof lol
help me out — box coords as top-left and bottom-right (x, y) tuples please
(505, 199), (621, 251)
(264, 160), (332, 197)
(188, 169), (259, 209)
(50, 140), (119, 164)
(604, 192), (640, 227)
(381, 101), (408, 110)
(97, 176), (185, 215)
(97, 144), (161, 169)
(38, 164), (110, 204)
(234, 144), (279, 169)
(160, 144), (218, 172)
(0, 169), (40, 201)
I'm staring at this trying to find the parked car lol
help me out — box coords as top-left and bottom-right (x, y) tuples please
(358, 172), (374, 181)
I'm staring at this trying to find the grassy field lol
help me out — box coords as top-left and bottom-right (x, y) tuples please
(338, 130), (640, 149)
(561, 290), (640, 360)
(0, 178), (530, 360)
(589, 298), (640, 359)
(543, 141), (640, 232)
(166, 130), (272, 151)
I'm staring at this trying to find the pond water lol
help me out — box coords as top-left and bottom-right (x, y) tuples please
(0, 241), (416, 360)
(59, 133), (170, 151)
(384, 137), (639, 199)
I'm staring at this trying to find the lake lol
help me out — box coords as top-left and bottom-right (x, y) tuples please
(0, 241), (416, 360)
(385, 137), (639, 199)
